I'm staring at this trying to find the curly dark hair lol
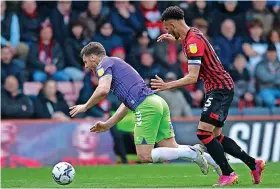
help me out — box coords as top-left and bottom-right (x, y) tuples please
(161, 6), (184, 21)
(80, 42), (106, 58)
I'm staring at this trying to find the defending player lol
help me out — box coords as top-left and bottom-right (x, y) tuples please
(151, 6), (265, 186)
(69, 42), (222, 175)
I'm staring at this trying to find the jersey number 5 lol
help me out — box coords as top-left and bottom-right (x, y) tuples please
(205, 97), (213, 107)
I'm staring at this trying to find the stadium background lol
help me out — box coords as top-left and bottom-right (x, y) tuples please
(1, 0), (280, 170)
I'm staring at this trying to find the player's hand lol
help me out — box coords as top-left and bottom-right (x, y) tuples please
(157, 33), (176, 43)
(69, 104), (87, 117)
(90, 121), (110, 133)
(151, 75), (170, 92)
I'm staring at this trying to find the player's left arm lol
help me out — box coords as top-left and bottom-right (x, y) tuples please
(166, 64), (201, 89)
(151, 37), (204, 91)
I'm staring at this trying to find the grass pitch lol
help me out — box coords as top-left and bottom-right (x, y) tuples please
(1, 163), (280, 188)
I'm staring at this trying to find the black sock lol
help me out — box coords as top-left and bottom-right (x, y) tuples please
(217, 134), (256, 170)
(197, 130), (234, 175)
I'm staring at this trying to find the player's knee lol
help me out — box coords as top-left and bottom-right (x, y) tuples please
(137, 153), (152, 163)
(157, 137), (177, 148)
(216, 133), (225, 143)
(196, 129), (214, 145)
(213, 127), (222, 137)
(198, 121), (215, 132)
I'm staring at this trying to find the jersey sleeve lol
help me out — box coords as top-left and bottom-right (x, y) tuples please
(185, 36), (205, 66)
(96, 58), (113, 79)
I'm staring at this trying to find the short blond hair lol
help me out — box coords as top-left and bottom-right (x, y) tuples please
(80, 42), (106, 58)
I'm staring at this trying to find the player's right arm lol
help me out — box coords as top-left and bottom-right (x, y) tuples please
(90, 103), (129, 133)
(157, 33), (183, 43)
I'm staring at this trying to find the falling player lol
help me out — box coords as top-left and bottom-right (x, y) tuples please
(151, 6), (265, 186)
(69, 42), (222, 175)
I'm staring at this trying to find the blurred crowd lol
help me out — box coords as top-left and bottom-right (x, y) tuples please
(1, 0), (280, 120)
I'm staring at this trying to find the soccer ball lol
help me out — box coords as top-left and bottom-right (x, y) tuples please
(52, 162), (75, 185)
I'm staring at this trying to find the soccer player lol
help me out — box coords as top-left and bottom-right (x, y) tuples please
(69, 42), (221, 175)
(151, 6), (265, 186)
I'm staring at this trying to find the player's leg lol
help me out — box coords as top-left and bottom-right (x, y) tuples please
(135, 144), (154, 163)
(134, 95), (190, 163)
(213, 127), (265, 184)
(197, 121), (234, 175)
(213, 88), (265, 184)
(153, 137), (198, 163)
(158, 136), (219, 173)
(153, 95), (209, 174)
(133, 95), (163, 163)
(213, 127), (256, 169)
(190, 143), (222, 176)
(198, 89), (238, 186)
(134, 95), (206, 168)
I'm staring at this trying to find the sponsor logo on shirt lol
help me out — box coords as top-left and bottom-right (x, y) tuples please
(97, 68), (104, 77)
(189, 44), (198, 54)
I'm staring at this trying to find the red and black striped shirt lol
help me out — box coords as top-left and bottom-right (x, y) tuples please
(182, 27), (234, 93)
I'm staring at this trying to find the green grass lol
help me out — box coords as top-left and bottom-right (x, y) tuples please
(1, 163), (280, 188)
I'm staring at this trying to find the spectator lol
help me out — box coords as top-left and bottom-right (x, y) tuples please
(229, 54), (255, 107)
(246, 0), (274, 35)
(271, 2), (280, 29)
(210, 1), (247, 37)
(64, 21), (87, 81)
(49, 0), (78, 46)
(78, 0), (106, 41)
(184, 0), (212, 26)
(242, 18), (267, 74)
(110, 1), (143, 46)
(154, 25), (180, 69)
(136, 52), (167, 83)
(213, 19), (243, 71)
(1, 76), (34, 119)
(111, 47), (126, 60)
(255, 44), (280, 108)
(158, 72), (192, 117)
(71, 1), (88, 13)
(137, 1), (161, 41)
(1, 1), (29, 59)
(165, 50), (183, 78)
(1, 46), (24, 88)
(267, 28), (280, 60)
(18, 1), (44, 46)
(36, 1), (57, 18)
(27, 20), (69, 82)
(34, 79), (70, 120)
(92, 20), (124, 56)
(128, 30), (153, 67)
(192, 17), (211, 41)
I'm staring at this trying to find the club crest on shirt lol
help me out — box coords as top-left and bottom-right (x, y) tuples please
(189, 44), (198, 54)
(97, 68), (104, 77)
